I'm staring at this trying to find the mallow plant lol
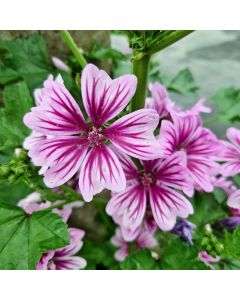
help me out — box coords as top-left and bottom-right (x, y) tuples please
(0, 30), (240, 270)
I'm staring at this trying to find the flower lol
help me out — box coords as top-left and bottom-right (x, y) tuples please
(171, 218), (196, 245)
(146, 82), (211, 121)
(23, 64), (161, 202)
(220, 190), (240, 230)
(158, 113), (220, 195)
(52, 56), (69, 72)
(36, 228), (86, 270)
(198, 251), (220, 270)
(146, 82), (172, 119)
(106, 149), (193, 231)
(220, 127), (240, 177)
(111, 227), (157, 262)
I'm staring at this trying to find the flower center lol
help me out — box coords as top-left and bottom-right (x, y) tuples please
(87, 126), (104, 146)
(139, 172), (156, 188)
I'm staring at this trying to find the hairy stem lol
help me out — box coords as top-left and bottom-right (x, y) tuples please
(60, 30), (87, 68)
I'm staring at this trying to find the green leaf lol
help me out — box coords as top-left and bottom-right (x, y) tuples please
(0, 35), (51, 91)
(86, 44), (127, 61)
(0, 181), (32, 206)
(189, 192), (227, 227)
(120, 249), (158, 270)
(81, 239), (116, 270)
(0, 202), (70, 270)
(159, 235), (208, 270)
(0, 81), (33, 150)
(212, 88), (240, 123)
(213, 188), (227, 204)
(167, 68), (199, 97)
(223, 226), (240, 260)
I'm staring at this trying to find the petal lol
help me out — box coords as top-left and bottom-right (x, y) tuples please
(36, 251), (55, 270)
(23, 131), (46, 150)
(110, 145), (139, 181)
(137, 230), (158, 249)
(149, 185), (193, 231)
(121, 226), (141, 242)
(29, 136), (89, 188)
(104, 109), (161, 160)
(155, 152), (191, 191)
(227, 127), (240, 150)
(227, 190), (240, 209)
(147, 82), (170, 119)
(220, 161), (240, 177)
(158, 120), (177, 156)
(24, 78), (88, 135)
(187, 156), (219, 192)
(81, 64), (137, 126)
(55, 228), (85, 257)
(54, 256), (87, 270)
(52, 56), (69, 72)
(219, 141), (240, 160)
(106, 184), (147, 231)
(111, 228), (125, 247)
(114, 247), (128, 262)
(79, 144), (126, 202)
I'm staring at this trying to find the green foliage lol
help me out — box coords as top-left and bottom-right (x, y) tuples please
(213, 188), (227, 204)
(0, 181), (32, 206)
(0, 202), (70, 270)
(86, 44), (127, 62)
(189, 192), (227, 227)
(81, 239), (117, 270)
(212, 87), (240, 124)
(0, 35), (51, 91)
(159, 235), (208, 270)
(120, 249), (158, 270)
(222, 227), (240, 260)
(0, 82), (33, 150)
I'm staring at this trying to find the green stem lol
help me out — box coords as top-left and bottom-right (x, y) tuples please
(147, 30), (194, 56)
(60, 30), (87, 68)
(130, 54), (150, 111)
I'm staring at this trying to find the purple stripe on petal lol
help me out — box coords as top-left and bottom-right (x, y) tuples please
(79, 144), (126, 202)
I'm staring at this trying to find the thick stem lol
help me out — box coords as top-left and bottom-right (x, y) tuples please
(148, 30), (194, 56)
(60, 30), (87, 68)
(130, 54), (150, 112)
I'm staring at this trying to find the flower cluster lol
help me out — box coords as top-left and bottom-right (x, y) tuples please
(23, 63), (240, 268)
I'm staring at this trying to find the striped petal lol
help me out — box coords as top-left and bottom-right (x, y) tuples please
(106, 184), (147, 231)
(24, 77), (88, 135)
(54, 256), (87, 270)
(227, 127), (240, 150)
(149, 185), (193, 231)
(227, 190), (240, 210)
(55, 228), (85, 257)
(104, 109), (161, 160)
(187, 155), (219, 192)
(29, 136), (89, 188)
(155, 152), (191, 191)
(79, 144), (126, 202)
(81, 64), (137, 127)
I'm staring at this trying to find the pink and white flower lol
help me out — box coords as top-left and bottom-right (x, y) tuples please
(107, 149), (193, 231)
(111, 227), (157, 262)
(36, 228), (86, 270)
(158, 113), (220, 195)
(23, 64), (161, 202)
(220, 127), (240, 177)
